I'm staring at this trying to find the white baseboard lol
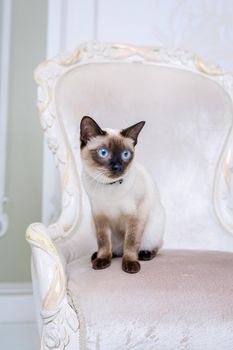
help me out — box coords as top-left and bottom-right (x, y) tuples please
(0, 283), (35, 323)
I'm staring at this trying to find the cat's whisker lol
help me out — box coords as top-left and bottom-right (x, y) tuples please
(88, 169), (104, 183)
(93, 174), (103, 192)
(91, 169), (110, 187)
(90, 170), (107, 192)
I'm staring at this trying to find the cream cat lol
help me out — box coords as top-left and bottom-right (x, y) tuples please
(80, 116), (165, 273)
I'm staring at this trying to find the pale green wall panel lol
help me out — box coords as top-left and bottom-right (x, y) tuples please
(0, 0), (47, 282)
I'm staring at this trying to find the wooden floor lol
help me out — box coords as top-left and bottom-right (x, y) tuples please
(0, 322), (39, 350)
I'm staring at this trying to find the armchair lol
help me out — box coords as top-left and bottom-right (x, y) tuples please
(26, 42), (233, 350)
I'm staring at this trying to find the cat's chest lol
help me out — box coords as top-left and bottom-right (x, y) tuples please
(89, 185), (137, 218)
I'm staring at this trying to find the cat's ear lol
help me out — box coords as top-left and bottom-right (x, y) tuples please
(80, 116), (106, 147)
(121, 121), (145, 145)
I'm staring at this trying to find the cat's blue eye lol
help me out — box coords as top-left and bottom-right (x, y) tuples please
(98, 148), (109, 158)
(121, 150), (131, 160)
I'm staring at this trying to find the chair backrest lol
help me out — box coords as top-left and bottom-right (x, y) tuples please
(35, 42), (233, 255)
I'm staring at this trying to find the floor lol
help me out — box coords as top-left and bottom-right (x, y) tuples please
(0, 322), (39, 350)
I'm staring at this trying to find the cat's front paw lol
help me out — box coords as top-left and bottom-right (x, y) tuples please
(92, 256), (111, 270)
(122, 258), (141, 274)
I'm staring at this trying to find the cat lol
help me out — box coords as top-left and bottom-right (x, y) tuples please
(80, 116), (165, 273)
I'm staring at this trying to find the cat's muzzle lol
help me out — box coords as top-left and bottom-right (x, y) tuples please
(111, 162), (123, 174)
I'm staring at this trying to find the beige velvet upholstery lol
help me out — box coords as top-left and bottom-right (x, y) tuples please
(68, 250), (233, 350)
(28, 43), (233, 350)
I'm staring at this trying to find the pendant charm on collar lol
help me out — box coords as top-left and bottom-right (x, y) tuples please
(109, 179), (123, 185)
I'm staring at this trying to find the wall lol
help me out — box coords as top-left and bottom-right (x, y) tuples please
(60, 0), (233, 70)
(0, 1), (2, 70)
(0, 0), (47, 282)
(95, 0), (233, 70)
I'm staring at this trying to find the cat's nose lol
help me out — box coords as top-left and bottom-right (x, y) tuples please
(111, 162), (123, 173)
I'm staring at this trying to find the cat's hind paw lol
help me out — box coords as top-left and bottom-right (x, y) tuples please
(92, 251), (121, 261)
(91, 251), (98, 261)
(138, 249), (158, 261)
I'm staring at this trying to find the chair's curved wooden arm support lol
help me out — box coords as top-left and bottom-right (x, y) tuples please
(26, 223), (81, 350)
(26, 222), (66, 309)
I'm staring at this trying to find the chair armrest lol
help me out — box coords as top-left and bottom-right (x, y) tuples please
(26, 223), (81, 349)
(26, 223), (66, 309)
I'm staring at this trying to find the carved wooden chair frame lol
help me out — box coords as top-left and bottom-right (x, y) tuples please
(26, 42), (233, 350)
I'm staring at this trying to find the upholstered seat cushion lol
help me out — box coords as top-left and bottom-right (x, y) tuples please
(67, 249), (233, 350)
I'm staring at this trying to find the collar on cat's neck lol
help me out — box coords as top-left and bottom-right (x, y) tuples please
(108, 178), (123, 185)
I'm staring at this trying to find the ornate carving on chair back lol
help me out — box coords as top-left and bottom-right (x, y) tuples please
(35, 42), (233, 251)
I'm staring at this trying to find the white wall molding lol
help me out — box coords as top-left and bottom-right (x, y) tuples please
(0, 0), (11, 237)
(43, 0), (97, 225)
(42, 0), (67, 226)
(0, 283), (35, 323)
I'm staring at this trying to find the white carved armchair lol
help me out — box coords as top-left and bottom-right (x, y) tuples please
(26, 42), (233, 350)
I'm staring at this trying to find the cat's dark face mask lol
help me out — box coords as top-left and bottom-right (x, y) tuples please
(80, 116), (145, 181)
(91, 138), (133, 178)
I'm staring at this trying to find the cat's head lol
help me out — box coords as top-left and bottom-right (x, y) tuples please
(80, 116), (145, 184)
